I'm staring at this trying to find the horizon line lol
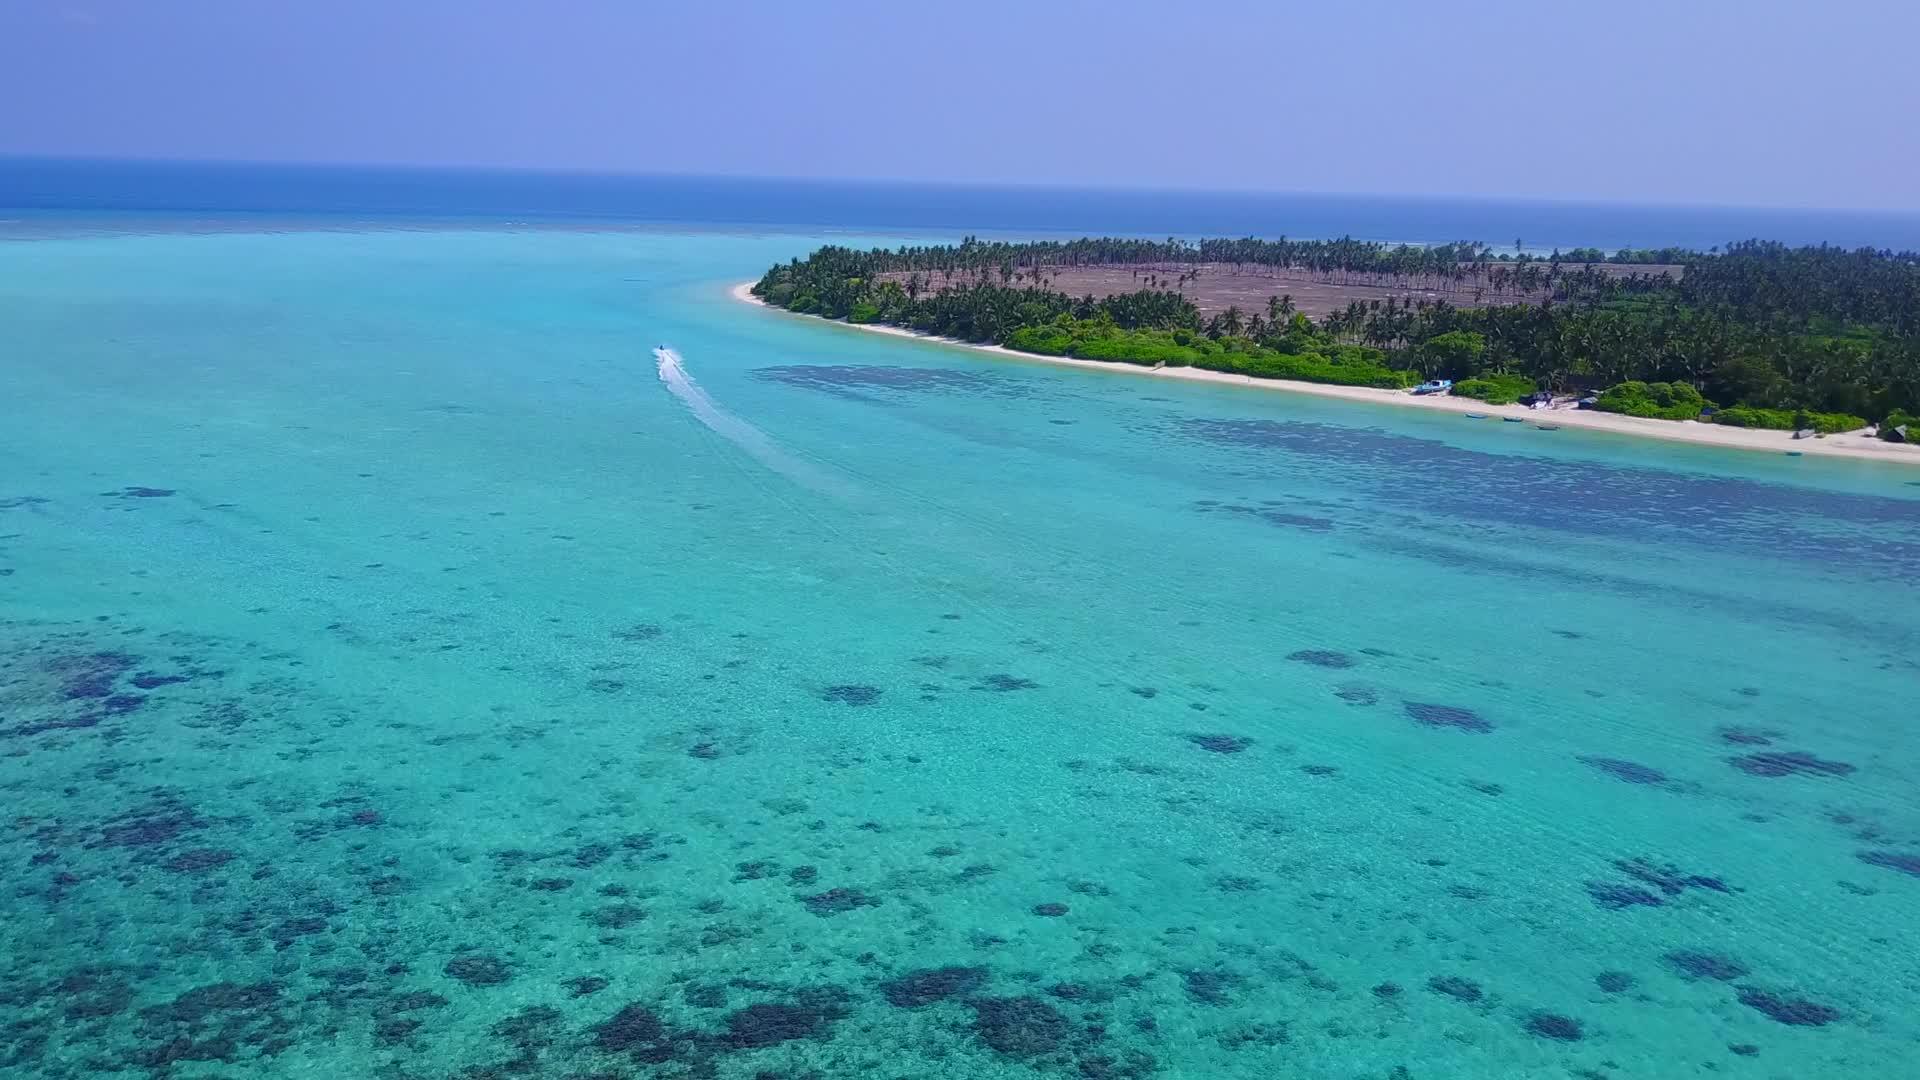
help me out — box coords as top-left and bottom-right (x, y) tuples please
(8, 153), (1919, 221)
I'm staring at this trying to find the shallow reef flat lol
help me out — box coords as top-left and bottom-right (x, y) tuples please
(2, 226), (1918, 1079)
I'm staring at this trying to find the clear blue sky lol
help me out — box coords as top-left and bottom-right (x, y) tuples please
(3, 0), (1915, 211)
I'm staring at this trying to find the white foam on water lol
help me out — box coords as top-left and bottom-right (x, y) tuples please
(654, 346), (849, 500)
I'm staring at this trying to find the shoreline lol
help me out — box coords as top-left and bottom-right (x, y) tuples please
(728, 282), (1920, 466)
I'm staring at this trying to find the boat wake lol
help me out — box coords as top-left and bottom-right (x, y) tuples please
(654, 346), (847, 498)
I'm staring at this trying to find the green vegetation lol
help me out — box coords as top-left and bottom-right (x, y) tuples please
(1594, 381), (1709, 421)
(1805, 412), (1867, 435)
(1004, 316), (1414, 387)
(1421, 330), (1486, 372)
(1711, 405), (1796, 429)
(753, 236), (1920, 424)
(1451, 372), (1536, 405)
(1713, 406), (1867, 434)
(753, 244), (1417, 391)
(1557, 246), (1695, 265)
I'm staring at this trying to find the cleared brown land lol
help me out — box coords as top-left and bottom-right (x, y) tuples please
(882, 262), (1682, 319)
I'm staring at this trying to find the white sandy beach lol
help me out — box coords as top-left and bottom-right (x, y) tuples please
(730, 282), (1920, 466)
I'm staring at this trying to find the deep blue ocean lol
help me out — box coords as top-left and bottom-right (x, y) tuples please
(6, 156), (1920, 250)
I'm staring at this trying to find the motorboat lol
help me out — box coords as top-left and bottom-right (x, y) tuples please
(1411, 379), (1453, 396)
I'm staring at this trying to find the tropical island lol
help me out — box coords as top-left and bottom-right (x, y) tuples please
(745, 237), (1920, 457)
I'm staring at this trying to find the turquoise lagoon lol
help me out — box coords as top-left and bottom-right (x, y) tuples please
(2, 225), (1918, 1079)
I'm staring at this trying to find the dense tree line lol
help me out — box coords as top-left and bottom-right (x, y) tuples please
(753, 251), (1417, 388)
(1326, 242), (1919, 422)
(798, 235), (1668, 302)
(799, 234), (1678, 278)
(1556, 246), (1696, 264)
(752, 237), (1920, 426)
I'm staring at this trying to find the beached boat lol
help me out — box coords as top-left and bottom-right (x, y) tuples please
(1412, 379), (1453, 396)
